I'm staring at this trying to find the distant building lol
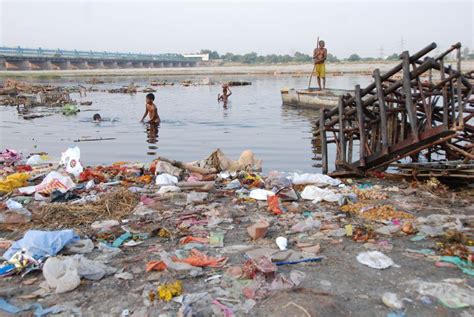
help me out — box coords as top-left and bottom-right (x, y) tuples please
(183, 53), (209, 61)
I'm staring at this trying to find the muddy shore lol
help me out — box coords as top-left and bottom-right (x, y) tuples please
(1, 61), (473, 78)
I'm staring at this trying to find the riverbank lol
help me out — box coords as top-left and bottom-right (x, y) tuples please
(0, 148), (473, 316)
(1, 61), (473, 78)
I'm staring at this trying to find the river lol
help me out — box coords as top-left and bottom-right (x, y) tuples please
(0, 74), (372, 173)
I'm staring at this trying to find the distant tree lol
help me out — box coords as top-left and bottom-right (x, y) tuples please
(293, 51), (312, 63)
(463, 47), (470, 60)
(468, 53), (474, 60)
(362, 57), (376, 62)
(242, 52), (258, 64)
(347, 54), (361, 62)
(386, 53), (399, 61)
(326, 53), (339, 63)
(200, 49), (220, 59)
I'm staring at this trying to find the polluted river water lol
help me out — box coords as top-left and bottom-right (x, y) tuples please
(0, 74), (372, 172)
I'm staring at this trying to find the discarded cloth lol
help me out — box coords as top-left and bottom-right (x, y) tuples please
(0, 173), (29, 193)
(172, 249), (227, 268)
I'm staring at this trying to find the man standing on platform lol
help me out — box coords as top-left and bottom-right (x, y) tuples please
(313, 40), (327, 90)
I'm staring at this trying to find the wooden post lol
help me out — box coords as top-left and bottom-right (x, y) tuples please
(338, 96), (346, 166)
(355, 85), (366, 167)
(402, 51), (419, 142)
(374, 69), (389, 152)
(319, 110), (328, 174)
(440, 58), (448, 126)
(456, 47), (463, 129)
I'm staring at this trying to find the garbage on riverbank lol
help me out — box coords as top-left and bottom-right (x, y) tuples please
(0, 146), (473, 315)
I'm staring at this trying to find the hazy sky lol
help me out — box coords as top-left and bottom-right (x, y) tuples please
(1, 0), (472, 58)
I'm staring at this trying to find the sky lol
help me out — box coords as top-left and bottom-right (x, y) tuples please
(0, 0), (472, 58)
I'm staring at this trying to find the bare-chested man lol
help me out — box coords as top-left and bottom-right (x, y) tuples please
(140, 93), (160, 124)
(313, 40), (327, 90)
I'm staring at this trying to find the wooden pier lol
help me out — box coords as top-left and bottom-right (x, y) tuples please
(314, 42), (473, 177)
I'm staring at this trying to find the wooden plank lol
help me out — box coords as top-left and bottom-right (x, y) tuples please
(440, 58), (449, 126)
(337, 96), (346, 165)
(374, 69), (388, 152)
(355, 85), (366, 167)
(402, 51), (419, 141)
(319, 110), (328, 174)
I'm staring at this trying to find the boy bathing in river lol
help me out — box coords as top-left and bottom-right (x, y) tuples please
(140, 93), (160, 124)
(218, 83), (232, 102)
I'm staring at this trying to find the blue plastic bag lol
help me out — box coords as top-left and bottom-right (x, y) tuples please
(3, 229), (78, 260)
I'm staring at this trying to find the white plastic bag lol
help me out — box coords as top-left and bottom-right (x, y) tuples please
(60, 147), (84, 177)
(155, 173), (178, 185)
(287, 172), (341, 186)
(356, 251), (394, 269)
(249, 189), (275, 201)
(301, 186), (341, 203)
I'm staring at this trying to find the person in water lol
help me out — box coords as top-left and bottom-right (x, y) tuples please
(140, 93), (160, 124)
(313, 40), (327, 90)
(93, 113), (102, 122)
(218, 83), (232, 102)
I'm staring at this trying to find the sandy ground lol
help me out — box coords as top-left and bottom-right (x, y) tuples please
(1, 61), (473, 78)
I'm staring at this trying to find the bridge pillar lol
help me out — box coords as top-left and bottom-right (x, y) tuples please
(10, 60), (31, 70)
(118, 61), (132, 68)
(51, 60), (71, 70)
(104, 61), (118, 69)
(0, 58), (6, 71)
(88, 61), (104, 69)
(175, 62), (182, 67)
(30, 61), (52, 70)
(132, 61), (143, 68)
(157, 62), (164, 68)
(71, 61), (89, 70)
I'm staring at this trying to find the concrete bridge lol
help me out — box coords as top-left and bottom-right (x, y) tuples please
(0, 46), (199, 71)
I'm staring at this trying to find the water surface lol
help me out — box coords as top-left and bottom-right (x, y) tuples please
(0, 74), (371, 172)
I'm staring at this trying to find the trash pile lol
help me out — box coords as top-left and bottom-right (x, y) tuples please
(0, 146), (473, 315)
(0, 80), (72, 107)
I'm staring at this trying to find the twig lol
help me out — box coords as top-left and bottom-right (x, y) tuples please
(282, 302), (311, 317)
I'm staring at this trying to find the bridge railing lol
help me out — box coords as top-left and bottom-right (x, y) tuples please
(0, 46), (199, 62)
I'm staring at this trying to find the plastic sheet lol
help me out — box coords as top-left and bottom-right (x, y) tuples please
(286, 172), (341, 186)
(3, 229), (78, 260)
(301, 186), (341, 203)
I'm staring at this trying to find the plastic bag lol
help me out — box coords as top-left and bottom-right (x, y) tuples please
(157, 185), (181, 194)
(156, 173), (178, 185)
(356, 251), (394, 269)
(3, 229), (78, 260)
(64, 239), (94, 254)
(301, 186), (341, 203)
(249, 189), (274, 201)
(43, 257), (81, 293)
(290, 217), (321, 233)
(172, 249), (227, 268)
(406, 278), (474, 308)
(19, 171), (75, 195)
(60, 147), (84, 177)
(0, 173), (29, 193)
(287, 172), (341, 186)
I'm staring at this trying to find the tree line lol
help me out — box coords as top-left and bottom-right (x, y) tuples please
(200, 47), (474, 64)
